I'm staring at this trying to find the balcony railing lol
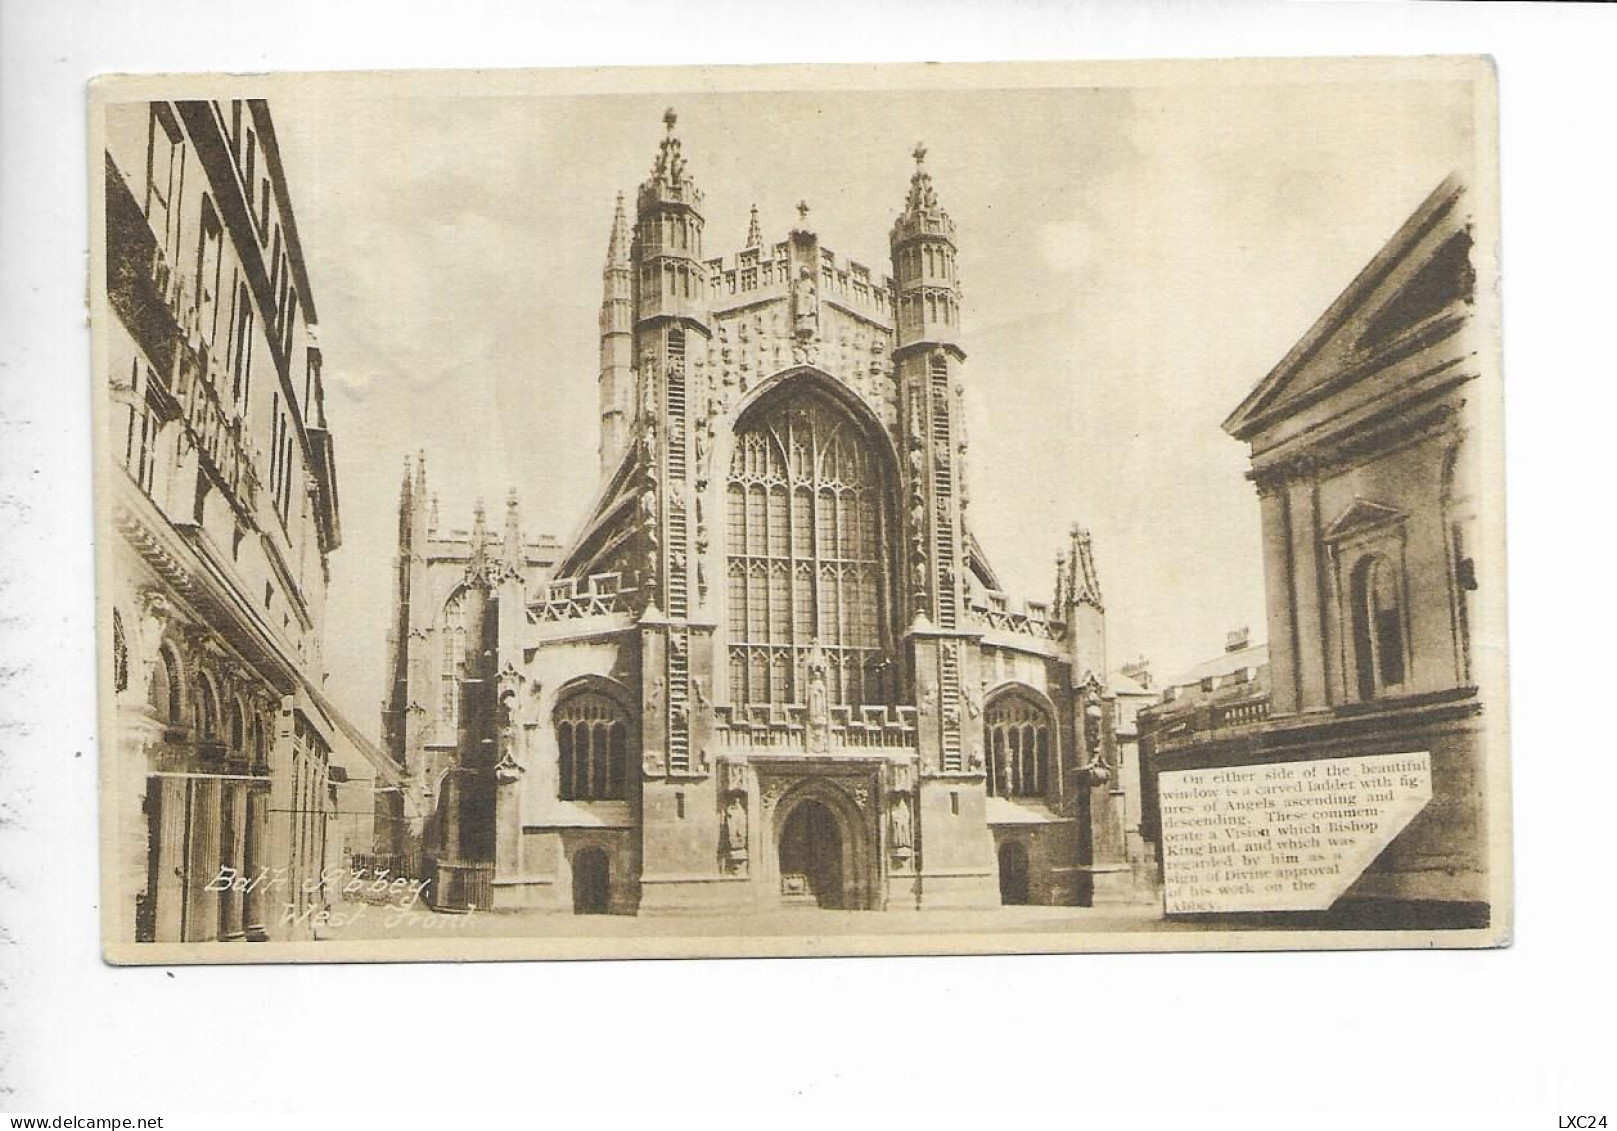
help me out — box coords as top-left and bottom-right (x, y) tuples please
(1213, 698), (1271, 729)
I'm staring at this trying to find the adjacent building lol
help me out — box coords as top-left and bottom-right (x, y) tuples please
(1135, 629), (1272, 857)
(102, 99), (386, 943)
(382, 114), (1137, 914)
(1142, 176), (1491, 926)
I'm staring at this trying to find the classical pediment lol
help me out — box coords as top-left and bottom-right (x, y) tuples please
(1224, 176), (1470, 442)
(1322, 498), (1406, 542)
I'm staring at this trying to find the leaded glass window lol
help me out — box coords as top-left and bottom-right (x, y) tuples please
(985, 693), (1053, 799)
(726, 386), (893, 707)
(555, 691), (630, 802)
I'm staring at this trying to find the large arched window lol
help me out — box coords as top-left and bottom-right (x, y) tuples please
(1351, 554), (1407, 700)
(556, 690), (630, 802)
(985, 693), (1053, 799)
(725, 384), (892, 707)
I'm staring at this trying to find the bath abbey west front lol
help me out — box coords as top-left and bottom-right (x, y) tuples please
(380, 112), (1134, 914)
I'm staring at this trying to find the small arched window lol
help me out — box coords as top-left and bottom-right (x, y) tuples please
(195, 675), (219, 742)
(1351, 555), (1406, 700)
(150, 646), (181, 725)
(985, 693), (1053, 799)
(248, 716), (267, 769)
(555, 690), (630, 802)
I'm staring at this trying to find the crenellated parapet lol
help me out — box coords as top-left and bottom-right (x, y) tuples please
(713, 702), (919, 750)
(706, 242), (894, 324)
(532, 571), (639, 623)
(965, 589), (1067, 642)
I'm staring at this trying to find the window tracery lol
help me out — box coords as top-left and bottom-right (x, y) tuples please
(985, 693), (1052, 799)
(725, 387), (892, 706)
(556, 690), (630, 801)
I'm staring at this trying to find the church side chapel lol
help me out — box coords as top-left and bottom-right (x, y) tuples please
(380, 111), (1137, 915)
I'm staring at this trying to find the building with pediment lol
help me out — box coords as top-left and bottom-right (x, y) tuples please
(1143, 176), (1491, 925)
(380, 112), (1137, 914)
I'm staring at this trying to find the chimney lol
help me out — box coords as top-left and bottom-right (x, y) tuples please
(1224, 627), (1251, 654)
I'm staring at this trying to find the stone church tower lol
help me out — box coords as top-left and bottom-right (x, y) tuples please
(386, 111), (1135, 914)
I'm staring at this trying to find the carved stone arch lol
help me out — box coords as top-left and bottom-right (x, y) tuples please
(768, 775), (875, 910)
(982, 682), (1058, 800)
(720, 365), (902, 480)
(148, 640), (186, 726)
(552, 675), (638, 802)
(982, 678), (1059, 722)
(552, 672), (638, 717)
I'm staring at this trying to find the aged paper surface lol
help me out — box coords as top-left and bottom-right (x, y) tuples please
(90, 56), (1509, 963)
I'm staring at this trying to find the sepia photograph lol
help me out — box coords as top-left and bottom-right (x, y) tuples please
(90, 56), (1508, 964)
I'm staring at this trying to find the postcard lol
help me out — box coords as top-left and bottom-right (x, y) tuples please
(91, 56), (1508, 962)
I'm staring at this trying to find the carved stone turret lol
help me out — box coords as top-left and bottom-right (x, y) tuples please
(891, 142), (962, 352)
(598, 192), (635, 473)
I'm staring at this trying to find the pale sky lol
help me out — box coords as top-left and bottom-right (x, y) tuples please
(268, 71), (1478, 741)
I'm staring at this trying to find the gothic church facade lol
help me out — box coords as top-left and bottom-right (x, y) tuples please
(382, 112), (1134, 914)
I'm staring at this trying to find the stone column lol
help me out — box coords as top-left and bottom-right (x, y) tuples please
(1257, 486), (1300, 716)
(1076, 689), (1131, 904)
(1287, 479), (1328, 713)
(242, 782), (269, 941)
(494, 756), (525, 886)
(150, 775), (189, 943)
(218, 781), (245, 940)
(185, 777), (222, 942)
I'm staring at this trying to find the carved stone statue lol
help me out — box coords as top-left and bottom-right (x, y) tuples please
(805, 642), (830, 754)
(724, 795), (748, 858)
(793, 266), (819, 340)
(890, 794), (914, 852)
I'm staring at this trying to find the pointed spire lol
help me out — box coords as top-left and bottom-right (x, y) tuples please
(429, 493), (440, 534)
(1068, 524), (1104, 611)
(746, 203), (762, 248)
(1053, 551), (1068, 613)
(401, 454), (414, 503)
(414, 449), (427, 498)
(503, 488), (522, 567)
(606, 191), (630, 267)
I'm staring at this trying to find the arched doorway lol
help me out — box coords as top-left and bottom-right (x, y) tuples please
(778, 799), (845, 909)
(998, 840), (1030, 906)
(572, 847), (610, 915)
